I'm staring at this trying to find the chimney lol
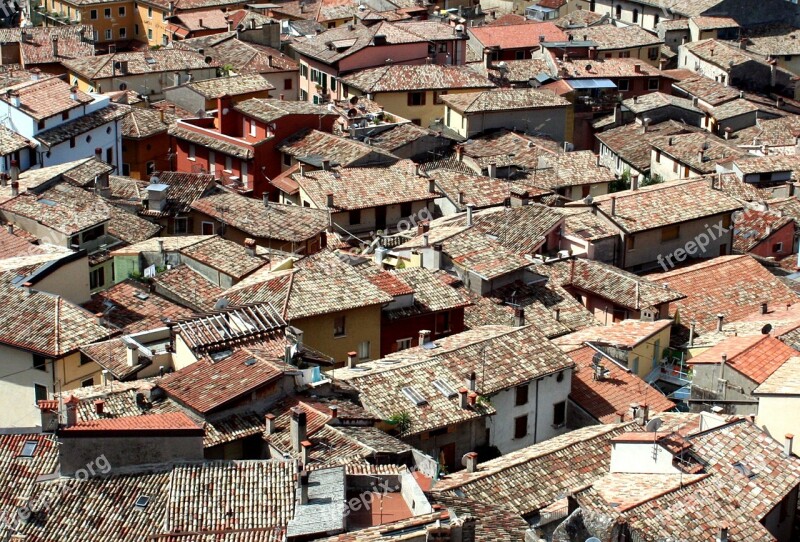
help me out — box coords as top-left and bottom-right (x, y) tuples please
(326, 192), (334, 208)
(94, 147), (102, 161)
(244, 238), (257, 257)
(64, 395), (80, 428)
(198, 17), (203, 27)
(52, 35), (59, 57)
(457, 191), (466, 206)
(642, 117), (650, 134)
(347, 351), (358, 368)
(464, 452), (478, 473)
(329, 405), (338, 419)
(290, 407), (307, 452)
(6, 223), (12, 234)
(428, 178), (436, 193)
(22, 281), (34, 295)
(761, 302), (768, 315)
(30, 68), (40, 81)
(467, 392), (477, 406)
(640, 404), (649, 425)
(716, 313), (724, 332)
(300, 440), (312, 467)
(263, 193), (270, 208)
(95, 312), (105, 327)
(94, 399), (105, 415)
(610, 196), (616, 216)
(487, 162), (497, 178)
(482, 48), (492, 69)
(419, 329), (430, 346)
(634, 63), (641, 73)
(613, 104), (622, 126)
(227, 18), (234, 31)
(465, 371), (476, 391)
(466, 203), (474, 227)
(513, 308), (525, 326)
(268, 55), (274, 68)
(126, 343), (139, 367)
(689, 322), (696, 346)
(698, 149), (705, 163)
(322, 159), (330, 171)
(459, 387), (469, 409)
(9, 90), (20, 108)
(553, 307), (561, 322)
(265, 413), (275, 435)
(432, 243), (443, 269)
(785, 434), (794, 457)
(10, 181), (18, 197)
(0, 173), (6, 187)
(417, 221), (429, 235)
(718, 524), (729, 542)
(455, 145), (464, 161)
(631, 174), (639, 191)
(423, 233), (429, 247)
(299, 469), (310, 504)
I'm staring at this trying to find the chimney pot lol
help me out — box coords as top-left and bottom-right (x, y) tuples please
(464, 451), (478, 472)
(299, 469), (310, 504)
(418, 329), (430, 346)
(466, 371), (476, 392)
(347, 351), (358, 368)
(326, 192), (334, 208)
(513, 307), (525, 327)
(329, 405), (338, 419)
(466, 203), (475, 227)
(717, 313), (725, 332)
(467, 391), (477, 406)
(459, 387), (469, 409)
(290, 407), (307, 452)
(785, 433), (794, 457)
(265, 413), (276, 435)
(94, 399), (104, 415)
(553, 307), (561, 322)
(429, 178), (436, 193)
(610, 196), (617, 216)
(718, 523), (729, 542)
(761, 302), (768, 315)
(10, 181), (19, 197)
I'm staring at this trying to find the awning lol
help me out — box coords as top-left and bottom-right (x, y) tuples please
(567, 78), (617, 90)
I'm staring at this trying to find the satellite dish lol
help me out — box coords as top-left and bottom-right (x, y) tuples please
(214, 298), (230, 311)
(584, 194), (593, 205)
(645, 417), (663, 433)
(586, 538), (602, 542)
(591, 352), (603, 367)
(762, 323), (773, 335)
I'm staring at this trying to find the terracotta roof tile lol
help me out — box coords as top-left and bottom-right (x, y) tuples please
(0, 433), (58, 520)
(340, 64), (493, 93)
(596, 120), (698, 172)
(578, 23), (663, 50)
(63, 49), (218, 80)
(61, 411), (202, 433)
(278, 129), (398, 168)
(555, 318), (673, 350)
(152, 264), (226, 312)
(83, 280), (194, 333)
(440, 87), (569, 114)
(0, 76), (93, 121)
(469, 21), (567, 49)
(687, 333), (798, 383)
(732, 207), (793, 252)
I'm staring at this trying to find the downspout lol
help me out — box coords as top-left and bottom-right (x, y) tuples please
(533, 377), (540, 443)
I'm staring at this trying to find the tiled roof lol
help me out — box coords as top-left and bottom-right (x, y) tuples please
(687, 333), (798, 383)
(292, 160), (437, 211)
(0, 182), (109, 236)
(340, 325), (573, 436)
(63, 49), (217, 80)
(290, 21), (428, 64)
(35, 103), (130, 148)
(84, 280), (194, 333)
(192, 189), (329, 243)
(732, 207), (793, 252)
(152, 264), (226, 312)
(433, 423), (639, 515)
(278, 129), (398, 168)
(180, 236), (267, 280)
(691, 15), (739, 29)
(340, 64), (493, 93)
(234, 98), (333, 124)
(366, 122), (433, 153)
(61, 411), (202, 433)
(171, 8), (230, 31)
(650, 132), (746, 174)
(160, 342), (289, 413)
(108, 205), (162, 246)
(139, 171), (216, 217)
(0, 433), (58, 526)
(184, 74), (275, 99)
(175, 33), (298, 75)
(0, 282), (115, 357)
(682, 38), (756, 68)
(710, 97), (758, 120)
(558, 205), (620, 242)
(440, 88), (569, 114)
(753, 355), (800, 394)
(465, 204), (564, 255)
(646, 255), (800, 334)
(169, 123), (253, 160)
(443, 227), (532, 280)
(172, 302), (286, 352)
(587, 178), (742, 233)
(578, 23), (663, 50)
(427, 168), (520, 210)
(0, 26), (95, 65)
(740, 24), (800, 56)
(569, 346), (675, 423)
(79, 337), (149, 379)
(110, 235), (209, 256)
(622, 92), (700, 115)
(0, 124), (34, 156)
(530, 150), (615, 190)
(554, 318), (672, 350)
(225, 250), (393, 320)
(470, 57), (553, 84)
(469, 21), (567, 49)
(458, 129), (561, 169)
(384, 267), (471, 320)
(0, 76), (93, 122)
(736, 115), (800, 147)
(552, 9), (606, 28)
(360, 266), (415, 297)
(673, 74), (739, 106)
(596, 120), (697, 172)
(561, 57), (669, 78)
(63, 158), (116, 188)
(542, 257), (686, 310)
(121, 107), (176, 139)
(0, 225), (46, 259)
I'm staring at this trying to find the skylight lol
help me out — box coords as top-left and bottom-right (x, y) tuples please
(432, 379), (458, 399)
(401, 386), (427, 406)
(134, 495), (150, 509)
(19, 440), (37, 457)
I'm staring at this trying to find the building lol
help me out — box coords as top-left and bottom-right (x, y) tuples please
(120, 106), (179, 178)
(0, 26), (95, 73)
(467, 21), (567, 61)
(754, 355), (800, 455)
(163, 74), (275, 117)
(578, 24), (665, 66)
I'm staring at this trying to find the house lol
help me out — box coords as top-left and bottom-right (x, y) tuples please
(567, 344), (675, 425)
(537, 256), (686, 323)
(552, 57), (676, 100)
(339, 64), (494, 128)
(584, 178), (743, 271)
(527, 150), (615, 200)
(753, 355), (800, 454)
(172, 30), (301, 100)
(137, 171), (216, 235)
(440, 88), (571, 140)
(578, 24), (664, 66)
(0, 74), (127, 171)
(0, 279), (114, 427)
(282, 160), (438, 235)
(0, 26), (95, 74)
(557, 205), (621, 263)
(687, 333), (799, 414)
(277, 129), (399, 171)
(649, 132), (747, 181)
(121, 106), (179, 179)
(336, 325), (575, 464)
(467, 21), (567, 61)
(169, 97), (337, 197)
(63, 50), (219, 100)
(190, 188), (330, 254)
(165, 8), (273, 41)
(732, 207), (795, 259)
(163, 74), (275, 117)
(739, 24), (800, 76)
(446, 129), (561, 179)
(618, 92), (704, 127)
(688, 15), (741, 42)
(554, 318), (674, 379)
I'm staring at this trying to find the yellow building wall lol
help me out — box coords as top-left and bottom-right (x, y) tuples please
(48, 0), (134, 41)
(57, 351), (103, 390)
(443, 107), (467, 138)
(625, 325), (672, 379)
(756, 395), (800, 454)
(137, 1), (171, 46)
(292, 304), (382, 366)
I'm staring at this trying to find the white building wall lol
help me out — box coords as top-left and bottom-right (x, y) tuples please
(609, 441), (682, 473)
(41, 118), (123, 171)
(0, 344), (53, 429)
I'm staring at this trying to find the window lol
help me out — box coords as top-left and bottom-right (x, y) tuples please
(632, 357), (639, 374)
(284, 78), (292, 90)
(188, 143), (195, 160)
(515, 50), (525, 60)
(105, 28), (112, 41)
(615, 4), (621, 18)
(69, 136), (76, 148)
(174, 217), (188, 234)
(396, 338), (412, 351)
(241, 161), (248, 185)
(34, 384), (48, 403)
(283, 153), (292, 167)
(673, 160), (679, 173)
(90, 8), (97, 19)
(407, 92), (426, 106)
(653, 13), (659, 25)
(33, 355), (47, 372)
(661, 224), (680, 242)
(648, 78), (659, 91)
(208, 151), (215, 174)
(400, 201), (412, 217)
(162, 34), (168, 46)
(617, 79), (630, 91)
(435, 311), (451, 334)
(147, 28), (153, 40)
(201, 221), (214, 235)
(79, 353), (92, 366)
(81, 377), (94, 387)
(300, 63), (308, 78)
(37, 119), (45, 130)
(104, 7), (111, 18)
(119, 27), (126, 38)
(331, 77), (336, 91)
(20, 440), (37, 457)
(162, 10), (167, 20)
(655, 149), (661, 163)
(648, 47), (659, 60)
(333, 315), (346, 337)
(773, 242), (784, 253)
(632, 8), (638, 22)
(119, 6), (125, 15)
(553, 400), (566, 427)
(90, 267), (105, 289)
(122, 163), (130, 176)
(433, 91), (446, 104)
(224, 156), (232, 172)
(82, 224), (104, 243)
(514, 415), (528, 439)
(249, 119), (256, 137)
(62, 110), (69, 121)
(626, 235), (635, 251)
(515, 384), (529, 406)
(619, 50), (631, 58)
(135, 23), (139, 35)
(349, 209), (361, 224)
(358, 340), (370, 360)
(147, 5), (152, 17)
(146, 161), (155, 175)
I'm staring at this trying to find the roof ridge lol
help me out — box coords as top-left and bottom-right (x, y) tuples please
(615, 472), (712, 513)
(655, 254), (747, 278)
